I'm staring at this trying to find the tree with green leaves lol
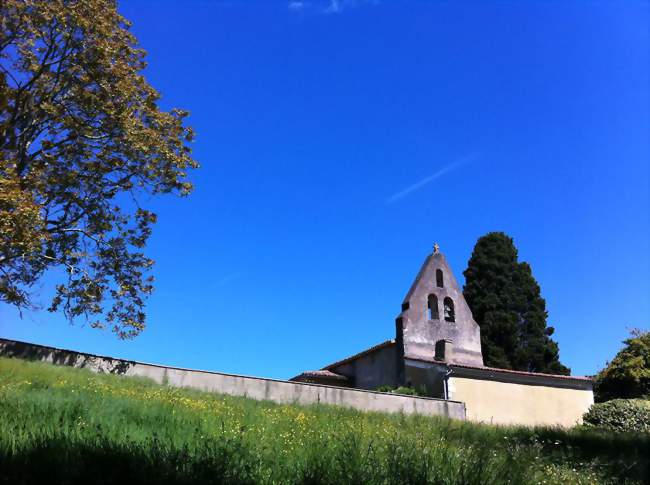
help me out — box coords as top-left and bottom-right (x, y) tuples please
(462, 232), (569, 375)
(594, 329), (650, 402)
(0, 0), (198, 338)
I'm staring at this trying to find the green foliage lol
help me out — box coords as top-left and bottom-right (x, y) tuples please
(374, 384), (423, 396)
(375, 384), (395, 393)
(594, 330), (650, 402)
(1, 357), (649, 484)
(463, 232), (569, 375)
(583, 399), (650, 434)
(0, 0), (197, 338)
(393, 385), (421, 396)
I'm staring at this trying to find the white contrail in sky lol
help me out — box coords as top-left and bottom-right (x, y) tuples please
(216, 272), (242, 287)
(385, 153), (477, 205)
(288, 0), (377, 14)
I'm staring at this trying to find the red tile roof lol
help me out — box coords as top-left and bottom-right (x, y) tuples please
(290, 369), (348, 381)
(454, 362), (593, 381)
(405, 354), (593, 382)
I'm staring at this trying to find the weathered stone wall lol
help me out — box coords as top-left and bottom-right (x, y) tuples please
(329, 343), (399, 390)
(0, 338), (466, 420)
(403, 358), (448, 397)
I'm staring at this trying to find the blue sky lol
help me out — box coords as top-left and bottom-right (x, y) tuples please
(1, 0), (648, 379)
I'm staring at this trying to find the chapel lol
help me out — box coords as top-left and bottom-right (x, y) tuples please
(291, 244), (594, 427)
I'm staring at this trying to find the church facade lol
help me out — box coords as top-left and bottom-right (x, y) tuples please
(292, 245), (594, 427)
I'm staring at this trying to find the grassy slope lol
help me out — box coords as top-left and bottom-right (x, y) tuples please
(0, 357), (647, 485)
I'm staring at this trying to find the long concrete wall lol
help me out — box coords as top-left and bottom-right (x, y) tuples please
(404, 357), (594, 428)
(449, 376), (593, 427)
(0, 338), (466, 420)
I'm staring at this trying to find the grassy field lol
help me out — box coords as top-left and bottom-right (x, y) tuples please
(0, 357), (647, 484)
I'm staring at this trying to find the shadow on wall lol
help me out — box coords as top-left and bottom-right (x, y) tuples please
(0, 339), (133, 375)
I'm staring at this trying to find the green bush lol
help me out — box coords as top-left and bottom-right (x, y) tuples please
(594, 330), (650, 402)
(375, 384), (395, 393)
(583, 399), (650, 433)
(374, 385), (423, 396)
(393, 386), (421, 396)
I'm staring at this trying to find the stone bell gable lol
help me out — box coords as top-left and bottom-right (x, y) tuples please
(396, 244), (484, 367)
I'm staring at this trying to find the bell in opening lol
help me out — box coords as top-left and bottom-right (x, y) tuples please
(443, 297), (455, 322)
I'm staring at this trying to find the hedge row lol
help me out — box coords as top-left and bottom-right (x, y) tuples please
(583, 399), (650, 433)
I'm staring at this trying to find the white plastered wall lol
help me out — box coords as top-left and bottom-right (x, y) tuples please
(449, 376), (594, 427)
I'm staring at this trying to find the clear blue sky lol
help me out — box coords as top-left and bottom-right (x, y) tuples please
(1, 0), (648, 379)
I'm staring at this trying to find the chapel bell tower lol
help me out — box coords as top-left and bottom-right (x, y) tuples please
(396, 244), (484, 367)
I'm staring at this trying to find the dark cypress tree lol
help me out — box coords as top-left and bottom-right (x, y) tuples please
(463, 232), (570, 375)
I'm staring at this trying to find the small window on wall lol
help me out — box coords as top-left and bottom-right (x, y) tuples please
(444, 297), (455, 322)
(435, 340), (447, 361)
(427, 294), (439, 320)
(436, 269), (444, 288)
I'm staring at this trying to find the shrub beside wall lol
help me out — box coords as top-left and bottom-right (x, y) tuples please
(593, 330), (650, 402)
(582, 399), (650, 433)
(375, 385), (424, 396)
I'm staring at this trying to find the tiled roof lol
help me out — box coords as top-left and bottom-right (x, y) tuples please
(405, 354), (593, 382)
(453, 362), (593, 381)
(290, 370), (348, 381)
(322, 340), (396, 371)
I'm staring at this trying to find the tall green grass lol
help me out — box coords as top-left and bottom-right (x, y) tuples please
(0, 357), (647, 484)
